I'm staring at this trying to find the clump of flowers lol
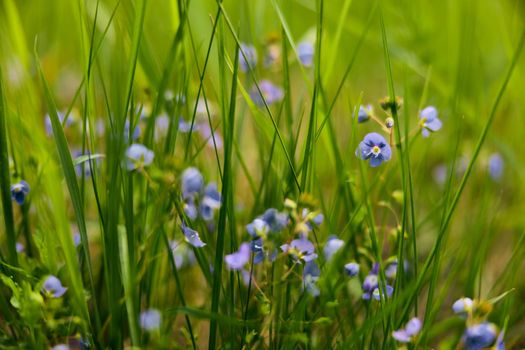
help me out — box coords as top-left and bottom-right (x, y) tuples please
(451, 296), (506, 349)
(180, 167), (221, 223)
(225, 194), (324, 297)
(361, 261), (395, 301)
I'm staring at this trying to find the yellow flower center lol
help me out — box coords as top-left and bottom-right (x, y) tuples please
(372, 146), (381, 155)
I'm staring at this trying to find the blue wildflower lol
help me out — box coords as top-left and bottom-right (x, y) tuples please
(124, 120), (141, 141)
(250, 80), (284, 106)
(385, 259), (398, 279)
(419, 106), (442, 138)
(297, 41), (314, 67)
(362, 263), (380, 300)
(355, 132), (392, 167)
(125, 144), (154, 170)
(392, 317), (422, 343)
(73, 232), (82, 248)
(200, 183), (221, 221)
(45, 111), (72, 136)
(464, 322), (497, 350)
(281, 238), (318, 262)
(488, 153), (504, 181)
(433, 164), (448, 185)
(153, 114), (170, 140)
(140, 309), (161, 331)
(452, 297), (474, 317)
(183, 197), (198, 220)
(303, 261), (320, 297)
(181, 167), (204, 199)
(261, 208), (289, 232)
(16, 242), (25, 253)
(225, 243), (251, 270)
(239, 43), (257, 72)
(344, 262), (360, 277)
(201, 124), (224, 150)
(372, 284), (394, 300)
(357, 105), (373, 123)
(181, 222), (206, 248)
(323, 235), (344, 261)
(10, 180), (30, 205)
(42, 275), (67, 298)
(247, 218), (270, 238)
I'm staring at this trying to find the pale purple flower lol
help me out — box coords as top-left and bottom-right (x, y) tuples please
(200, 183), (221, 221)
(323, 235), (344, 261)
(239, 43), (257, 72)
(225, 243), (251, 270)
(181, 167), (204, 199)
(45, 111), (72, 136)
(372, 285), (394, 300)
(419, 106), (442, 138)
(125, 144), (154, 170)
(297, 42), (314, 67)
(303, 261), (320, 297)
(392, 317), (422, 343)
(250, 80), (284, 106)
(140, 309), (161, 331)
(344, 262), (359, 277)
(281, 238), (318, 262)
(43, 275), (67, 298)
(16, 242), (25, 253)
(488, 153), (504, 181)
(452, 297), (474, 317)
(357, 105), (372, 123)
(355, 132), (392, 167)
(124, 120), (141, 141)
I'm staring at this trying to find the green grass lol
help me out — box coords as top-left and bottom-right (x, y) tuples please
(1, 0), (525, 348)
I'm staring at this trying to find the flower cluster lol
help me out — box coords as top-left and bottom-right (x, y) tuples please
(361, 259), (397, 301)
(355, 98), (443, 167)
(452, 297), (505, 349)
(224, 195), (324, 296)
(181, 167), (221, 223)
